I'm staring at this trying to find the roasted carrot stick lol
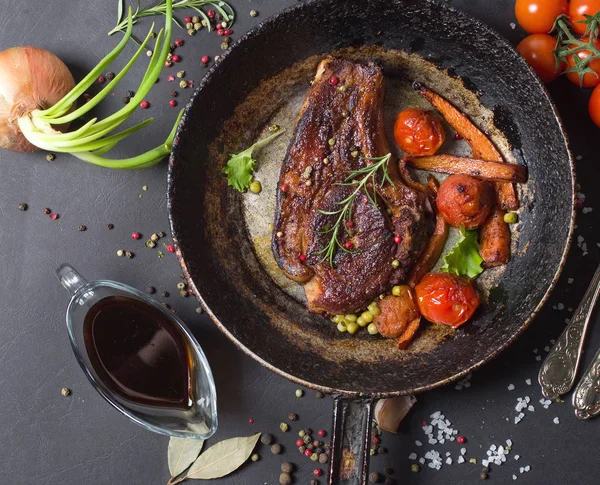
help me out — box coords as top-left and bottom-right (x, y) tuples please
(408, 209), (449, 287)
(405, 154), (528, 183)
(396, 317), (421, 350)
(479, 208), (511, 267)
(413, 82), (518, 210)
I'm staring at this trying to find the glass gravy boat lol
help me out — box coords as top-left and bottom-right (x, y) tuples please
(57, 264), (217, 440)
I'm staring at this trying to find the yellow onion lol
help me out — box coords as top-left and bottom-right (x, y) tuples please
(0, 46), (74, 152)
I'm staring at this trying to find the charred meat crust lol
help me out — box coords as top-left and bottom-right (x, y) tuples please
(272, 57), (427, 314)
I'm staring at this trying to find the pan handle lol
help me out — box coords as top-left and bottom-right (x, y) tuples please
(328, 396), (374, 485)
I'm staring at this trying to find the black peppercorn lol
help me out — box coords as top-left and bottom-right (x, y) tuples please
(122, 96), (131, 104)
(306, 443), (314, 451)
(146, 287), (156, 294)
(107, 223), (114, 229)
(260, 433), (273, 445)
(310, 481), (318, 485)
(384, 478), (395, 485)
(162, 291), (170, 297)
(303, 435), (312, 444)
(281, 462), (294, 473)
(106, 72), (115, 80)
(369, 472), (382, 483)
(315, 391), (324, 399)
(18, 203), (27, 211)
(384, 468), (394, 476)
(288, 413), (298, 421)
(43, 208), (51, 215)
(480, 472), (488, 480)
(127, 90), (135, 97)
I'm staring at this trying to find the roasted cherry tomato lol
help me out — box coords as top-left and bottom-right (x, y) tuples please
(414, 273), (480, 328)
(516, 34), (565, 83)
(393, 108), (446, 156)
(565, 38), (600, 87)
(515, 0), (568, 34)
(436, 174), (495, 229)
(589, 84), (600, 127)
(569, 0), (600, 35)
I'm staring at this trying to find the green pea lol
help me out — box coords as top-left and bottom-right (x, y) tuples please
(345, 314), (358, 322)
(249, 180), (262, 194)
(392, 285), (402, 296)
(337, 322), (347, 333)
(357, 316), (367, 327)
(367, 303), (381, 316)
(360, 311), (374, 323)
(346, 322), (359, 334)
(391, 259), (400, 268)
(504, 212), (518, 224)
(367, 323), (379, 335)
(332, 315), (344, 324)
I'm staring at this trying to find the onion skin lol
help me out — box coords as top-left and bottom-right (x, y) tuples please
(0, 46), (75, 152)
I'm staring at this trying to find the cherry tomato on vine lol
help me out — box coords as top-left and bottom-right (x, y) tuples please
(414, 273), (480, 328)
(515, 0), (568, 34)
(590, 84), (600, 127)
(393, 108), (446, 156)
(516, 34), (565, 83)
(565, 38), (600, 87)
(569, 0), (600, 36)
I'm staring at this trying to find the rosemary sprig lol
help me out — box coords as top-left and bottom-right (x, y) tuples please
(315, 153), (394, 268)
(109, 0), (235, 38)
(552, 12), (600, 86)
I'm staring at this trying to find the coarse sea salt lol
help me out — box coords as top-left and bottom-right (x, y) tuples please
(508, 384), (515, 391)
(553, 417), (560, 424)
(514, 455), (520, 460)
(457, 456), (465, 464)
(513, 475), (518, 480)
(415, 440), (422, 446)
(409, 452), (417, 460)
(525, 379), (531, 386)
(536, 355), (542, 361)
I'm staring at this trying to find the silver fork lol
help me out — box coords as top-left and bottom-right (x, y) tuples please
(538, 265), (600, 401)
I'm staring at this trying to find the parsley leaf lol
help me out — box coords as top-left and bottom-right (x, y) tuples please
(440, 227), (484, 278)
(222, 129), (284, 192)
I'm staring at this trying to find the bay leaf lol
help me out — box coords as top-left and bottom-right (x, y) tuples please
(185, 433), (261, 480)
(168, 422), (209, 478)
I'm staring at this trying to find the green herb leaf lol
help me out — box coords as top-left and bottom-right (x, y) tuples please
(440, 227), (484, 278)
(222, 130), (284, 192)
(167, 422), (209, 478)
(315, 153), (392, 267)
(183, 433), (261, 480)
(117, 0), (124, 25)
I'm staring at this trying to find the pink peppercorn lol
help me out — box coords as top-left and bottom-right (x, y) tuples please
(296, 439), (304, 447)
(224, 29), (233, 35)
(344, 241), (353, 250)
(169, 100), (177, 107)
(207, 9), (215, 18)
(372, 436), (380, 445)
(184, 16), (192, 23)
(313, 469), (323, 477)
(299, 254), (307, 262)
(201, 55), (210, 64)
(175, 39), (184, 47)
(140, 100), (150, 109)
(304, 449), (313, 457)
(394, 236), (403, 244)
(329, 75), (339, 85)
(318, 429), (326, 437)
(248, 418), (254, 424)
(345, 220), (354, 229)
(172, 54), (181, 63)
(280, 183), (289, 193)
(218, 30), (224, 36)
(97, 76), (106, 84)
(457, 436), (466, 444)
(49, 213), (59, 220)
(131, 232), (141, 240)
(168, 75), (175, 82)
(167, 245), (175, 253)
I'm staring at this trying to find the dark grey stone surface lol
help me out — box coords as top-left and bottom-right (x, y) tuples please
(0, 0), (597, 484)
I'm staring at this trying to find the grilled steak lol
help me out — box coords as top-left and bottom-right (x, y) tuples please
(272, 58), (427, 314)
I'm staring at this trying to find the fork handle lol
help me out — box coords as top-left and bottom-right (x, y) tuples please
(573, 343), (600, 419)
(538, 265), (600, 399)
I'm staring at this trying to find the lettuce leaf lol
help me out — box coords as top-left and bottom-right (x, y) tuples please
(440, 227), (484, 278)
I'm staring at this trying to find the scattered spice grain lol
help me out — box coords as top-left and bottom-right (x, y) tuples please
(78, 225), (87, 231)
(18, 203), (28, 211)
(61, 387), (71, 396)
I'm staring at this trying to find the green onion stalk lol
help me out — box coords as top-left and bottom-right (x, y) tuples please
(14, 0), (181, 169)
